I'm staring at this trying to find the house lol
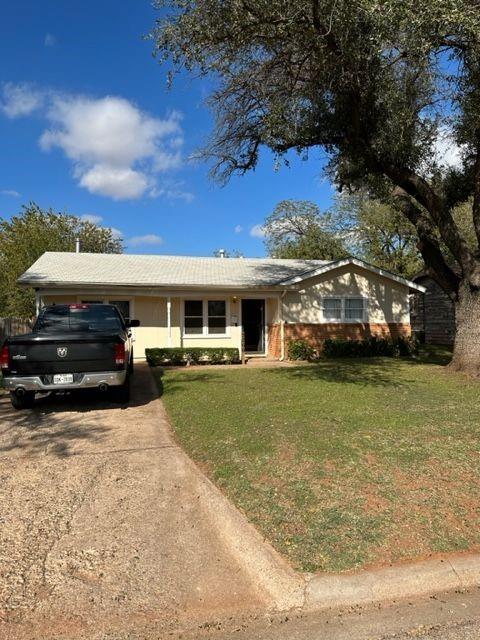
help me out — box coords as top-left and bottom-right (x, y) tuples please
(18, 252), (425, 360)
(410, 274), (455, 345)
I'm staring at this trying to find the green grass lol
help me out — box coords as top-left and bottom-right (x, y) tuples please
(154, 346), (480, 573)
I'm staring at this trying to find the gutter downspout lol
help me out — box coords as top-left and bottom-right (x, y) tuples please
(167, 296), (172, 347)
(279, 290), (287, 361)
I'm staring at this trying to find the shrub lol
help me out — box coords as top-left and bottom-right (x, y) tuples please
(287, 339), (315, 361)
(322, 336), (419, 359)
(145, 347), (240, 366)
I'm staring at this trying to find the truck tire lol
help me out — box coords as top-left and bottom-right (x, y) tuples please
(111, 375), (130, 404)
(10, 391), (35, 410)
(128, 353), (134, 375)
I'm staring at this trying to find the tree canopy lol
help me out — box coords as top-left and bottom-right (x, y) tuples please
(263, 200), (348, 260)
(151, 1), (480, 298)
(0, 203), (123, 317)
(332, 195), (422, 278)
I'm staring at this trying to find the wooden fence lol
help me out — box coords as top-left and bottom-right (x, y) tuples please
(0, 317), (33, 343)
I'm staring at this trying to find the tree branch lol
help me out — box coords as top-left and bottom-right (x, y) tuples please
(372, 160), (476, 277)
(393, 188), (460, 298)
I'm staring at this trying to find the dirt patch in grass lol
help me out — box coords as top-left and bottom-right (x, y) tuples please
(156, 348), (480, 573)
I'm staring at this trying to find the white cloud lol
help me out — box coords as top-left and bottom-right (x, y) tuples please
(150, 183), (194, 202)
(109, 227), (123, 239)
(434, 128), (463, 169)
(80, 213), (103, 224)
(39, 94), (184, 200)
(0, 82), (44, 118)
(0, 84), (188, 201)
(128, 234), (164, 247)
(44, 33), (56, 47)
(250, 224), (266, 238)
(0, 189), (21, 197)
(79, 165), (149, 200)
(234, 224), (243, 233)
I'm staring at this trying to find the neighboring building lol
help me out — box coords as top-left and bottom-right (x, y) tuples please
(18, 252), (425, 360)
(411, 274), (455, 345)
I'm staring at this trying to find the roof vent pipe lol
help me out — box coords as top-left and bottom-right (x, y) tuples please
(75, 238), (82, 253)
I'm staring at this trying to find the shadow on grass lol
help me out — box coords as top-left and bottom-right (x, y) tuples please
(151, 346), (454, 395)
(153, 368), (225, 397)
(413, 345), (453, 366)
(268, 359), (410, 387)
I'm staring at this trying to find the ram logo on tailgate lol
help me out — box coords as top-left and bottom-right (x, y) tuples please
(57, 347), (68, 358)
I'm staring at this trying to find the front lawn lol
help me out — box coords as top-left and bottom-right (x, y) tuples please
(154, 347), (480, 573)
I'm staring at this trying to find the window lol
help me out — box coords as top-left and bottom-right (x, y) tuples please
(344, 298), (365, 321)
(184, 300), (203, 334)
(208, 300), (226, 334)
(323, 297), (367, 322)
(35, 305), (123, 333)
(323, 298), (342, 321)
(109, 300), (130, 321)
(183, 300), (228, 336)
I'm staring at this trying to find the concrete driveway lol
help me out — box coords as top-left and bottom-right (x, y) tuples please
(0, 365), (298, 640)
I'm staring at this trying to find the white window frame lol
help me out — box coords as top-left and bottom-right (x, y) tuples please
(182, 298), (230, 338)
(321, 296), (369, 323)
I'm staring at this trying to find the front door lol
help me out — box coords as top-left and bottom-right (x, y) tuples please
(242, 299), (265, 353)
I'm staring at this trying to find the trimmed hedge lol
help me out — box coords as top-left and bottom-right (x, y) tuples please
(322, 335), (419, 359)
(287, 340), (315, 361)
(145, 347), (240, 366)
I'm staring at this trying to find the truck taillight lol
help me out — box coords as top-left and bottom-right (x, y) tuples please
(115, 343), (125, 366)
(0, 345), (9, 369)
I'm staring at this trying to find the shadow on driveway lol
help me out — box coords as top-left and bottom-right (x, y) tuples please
(0, 365), (155, 458)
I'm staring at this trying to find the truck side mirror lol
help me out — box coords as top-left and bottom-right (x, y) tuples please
(126, 319), (140, 328)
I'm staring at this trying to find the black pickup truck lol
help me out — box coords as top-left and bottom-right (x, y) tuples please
(1, 303), (140, 409)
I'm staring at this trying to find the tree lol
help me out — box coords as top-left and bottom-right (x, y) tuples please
(151, 1), (480, 373)
(0, 203), (123, 317)
(332, 195), (422, 278)
(263, 200), (348, 260)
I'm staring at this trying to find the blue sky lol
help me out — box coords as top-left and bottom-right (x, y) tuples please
(0, 0), (334, 257)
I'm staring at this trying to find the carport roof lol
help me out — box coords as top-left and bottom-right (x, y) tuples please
(18, 252), (426, 292)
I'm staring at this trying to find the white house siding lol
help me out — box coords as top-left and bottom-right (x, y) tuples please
(282, 264), (410, 324)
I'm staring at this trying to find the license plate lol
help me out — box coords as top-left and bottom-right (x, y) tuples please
(53, 374), (74, 385)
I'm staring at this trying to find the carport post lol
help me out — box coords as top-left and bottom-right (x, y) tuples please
(167, 296), (172, 347)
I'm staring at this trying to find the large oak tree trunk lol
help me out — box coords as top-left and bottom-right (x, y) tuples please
(450, 282), (480, 375)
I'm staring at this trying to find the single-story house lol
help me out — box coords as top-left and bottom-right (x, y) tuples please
(18, 252), (425, 360)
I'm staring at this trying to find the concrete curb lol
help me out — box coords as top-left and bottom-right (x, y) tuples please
(303, 555), (480, 611)
(148, 366), (480, 615)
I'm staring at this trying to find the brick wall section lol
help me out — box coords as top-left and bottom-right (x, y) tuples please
(267, 324), (282, 359)
(267, 323), (411, 359)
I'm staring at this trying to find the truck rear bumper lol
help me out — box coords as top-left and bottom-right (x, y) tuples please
(3, 370), (127, 392)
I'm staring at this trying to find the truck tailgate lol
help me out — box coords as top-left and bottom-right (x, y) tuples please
(7, 333), (119, 375)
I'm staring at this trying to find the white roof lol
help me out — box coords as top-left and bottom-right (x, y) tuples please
(18, 252), (332, 289)
(18, 252), (425, 292)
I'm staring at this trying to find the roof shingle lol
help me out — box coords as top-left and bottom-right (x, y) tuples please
(18, 252), (333, 289)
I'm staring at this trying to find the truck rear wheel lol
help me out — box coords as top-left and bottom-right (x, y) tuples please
(10, 391), (35, 410)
